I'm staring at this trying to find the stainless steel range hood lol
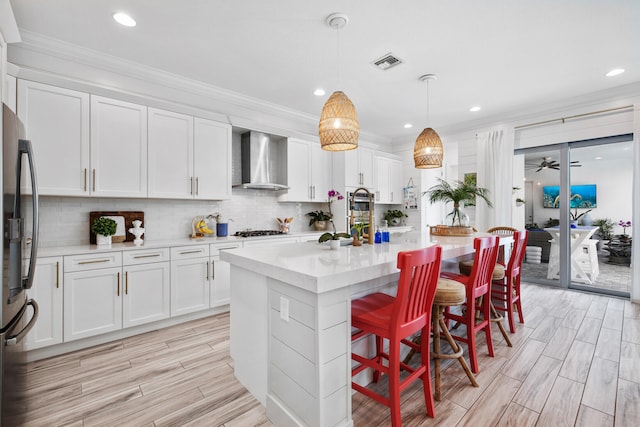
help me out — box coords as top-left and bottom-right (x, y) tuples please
(233, 131), (289, 191)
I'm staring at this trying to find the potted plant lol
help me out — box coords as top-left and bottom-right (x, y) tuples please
(306, 210), (332, 231)
(91, 217), (117, 245)
(383, 209), (407, 226)
(318, 221), (351, 250)
(424, 178), (493, 227)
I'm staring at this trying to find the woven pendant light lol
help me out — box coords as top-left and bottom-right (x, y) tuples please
(414, 74), (443, 168)
(319, 90), (359, 151)
(319, 13), (359, 151)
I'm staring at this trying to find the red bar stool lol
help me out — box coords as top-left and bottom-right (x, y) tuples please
(351, 246), (442, 426)
(491, 230), (528, 332)
(441, 235), (500, 373)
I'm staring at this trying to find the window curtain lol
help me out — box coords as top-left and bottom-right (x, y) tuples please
(476, 130), (513, 232)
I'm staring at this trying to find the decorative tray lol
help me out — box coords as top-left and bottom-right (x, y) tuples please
(430, 225), (475, 236)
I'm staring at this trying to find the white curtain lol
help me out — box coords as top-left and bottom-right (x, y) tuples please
(476, 130), (513, 232)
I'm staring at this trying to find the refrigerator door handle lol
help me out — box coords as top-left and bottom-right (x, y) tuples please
(5, 299), (39, 346)
(19, 139), (39, 290)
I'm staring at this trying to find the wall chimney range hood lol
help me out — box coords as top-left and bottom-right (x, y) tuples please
(234, 131), (288, 191)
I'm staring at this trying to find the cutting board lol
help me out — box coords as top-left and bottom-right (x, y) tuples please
(89, 211), (145, 244)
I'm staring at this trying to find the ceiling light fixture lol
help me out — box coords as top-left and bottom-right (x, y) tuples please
(313, 88), (326, 96)
(404, 123), (413, 129)
(469, 106), (481, 112)
(113, 12), (136, 27)
(605, 68), (625, 77)
(318, 13), (359, 152)
(414, 74), (443, 169)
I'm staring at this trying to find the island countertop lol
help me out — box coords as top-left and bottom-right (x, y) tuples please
(220, 231), (504, 294)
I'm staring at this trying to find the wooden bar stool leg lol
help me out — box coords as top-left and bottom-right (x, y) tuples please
(432, 303), (478, 401)
(490, 301), (513, 347)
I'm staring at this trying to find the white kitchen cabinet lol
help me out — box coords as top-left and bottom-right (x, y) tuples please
(375, 156), (403, 204)
(278, 138), (331, 202)
(4, 74), (16, 112)
(90, 96), (147, 197)
(25, 257), (63, 350)
(170, 245), (210, 316)
(210, 242), (242, 307)
(63, 266), (122, 342)
(122, 248), (171, 328)
(194, 118), (232, 200)
(17, 80), (90, 195)
(148, 109), (231, 200)
(148, 107), (194, 199)
(344, 146), (375, 189)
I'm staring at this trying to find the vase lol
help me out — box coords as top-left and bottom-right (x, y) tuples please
(96, 234), (112, 245)
(352, 236), (362, 246)
(313, 221), (328, 231)
(445, 203), (469, 227)
(580, 211), (593, 226)
(390, 217), (401, 226)
(329, 240), (340, 250)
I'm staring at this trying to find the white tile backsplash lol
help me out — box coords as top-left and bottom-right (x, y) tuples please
(34, 191), (324, 247)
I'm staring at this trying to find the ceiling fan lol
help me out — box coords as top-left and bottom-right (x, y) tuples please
(526, 157), (581, 172)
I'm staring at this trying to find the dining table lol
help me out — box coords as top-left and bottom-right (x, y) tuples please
(221, 230), (513, 427)
(545, 226), (599, 284)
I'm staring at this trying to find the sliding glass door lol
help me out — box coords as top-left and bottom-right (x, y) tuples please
(517, 134), (633, 297)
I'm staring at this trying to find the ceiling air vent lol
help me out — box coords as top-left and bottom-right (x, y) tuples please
(372, 53), (403, 71)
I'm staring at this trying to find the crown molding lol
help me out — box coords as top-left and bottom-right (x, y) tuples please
(11, 30), (388, 144)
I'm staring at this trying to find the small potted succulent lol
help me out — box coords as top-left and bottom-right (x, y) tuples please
(383, 209), (407, 226)
(306, 210), (332, 231)
(91, 217), (117, 245)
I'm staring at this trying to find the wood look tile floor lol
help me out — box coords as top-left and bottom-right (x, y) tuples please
(23, 283), (640, 426)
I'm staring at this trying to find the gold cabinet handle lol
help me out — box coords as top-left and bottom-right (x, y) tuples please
(117, 272), (121, 296)
(77, 259), (111, 265)
(125, 271), (129, 295)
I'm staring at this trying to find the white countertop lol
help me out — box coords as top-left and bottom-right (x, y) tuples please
(36, 231), (324, 257)
(221, 231), (505, 294)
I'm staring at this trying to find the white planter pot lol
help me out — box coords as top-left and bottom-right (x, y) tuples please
(329, 240), (340, 250)
(96, 234), (112, 245)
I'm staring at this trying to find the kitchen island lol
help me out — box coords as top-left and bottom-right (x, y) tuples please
(221, 231), (509, 427)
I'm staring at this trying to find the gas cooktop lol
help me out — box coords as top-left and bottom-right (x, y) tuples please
(234, 230), (285, 238)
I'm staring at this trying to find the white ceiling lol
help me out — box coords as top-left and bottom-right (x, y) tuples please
(9, 0), (640, 142)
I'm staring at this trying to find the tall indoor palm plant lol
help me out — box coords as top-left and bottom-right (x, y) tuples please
(425, 178), (493, 226)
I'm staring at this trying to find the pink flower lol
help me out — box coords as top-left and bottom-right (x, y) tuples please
(327, 189), (343, 217)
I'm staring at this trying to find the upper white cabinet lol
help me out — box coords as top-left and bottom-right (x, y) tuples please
(278, 138), (331, 202)
(17, 80), (90, 195)
(148, 108), (231, 200)
(375, 156), (403, 204)
(91, 96), (147, 197)
(148, 107), (194, 199)
(193, 118), (232, 200)
(334, 146), (375, 190)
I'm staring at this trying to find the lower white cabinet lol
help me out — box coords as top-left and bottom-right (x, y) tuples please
(64, 266), (122, 342)
(25, 257), (63, 350)
(210, 243), (242, 307)
(170, 246), (210, 316)
(123, 261), (170, 328)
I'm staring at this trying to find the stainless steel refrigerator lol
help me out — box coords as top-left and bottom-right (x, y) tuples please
(1, 103), (39, 426)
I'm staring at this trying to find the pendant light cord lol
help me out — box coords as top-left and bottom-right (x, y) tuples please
(336, 23), (340, 88)
(426, 79), (430, 127)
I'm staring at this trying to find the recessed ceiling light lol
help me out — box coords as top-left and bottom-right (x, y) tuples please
(594, 156), (603, 160)
(113, 12), (136, 27)
(605, 68), (625, 77)
(469, 106), (481, 112)
(313, 88), (326, 96)
(403, 123), (413, 129)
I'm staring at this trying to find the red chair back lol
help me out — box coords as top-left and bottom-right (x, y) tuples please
(393, 246), (442, 337)
(467, 235), (500, 299)
(507, 230), (528, 279)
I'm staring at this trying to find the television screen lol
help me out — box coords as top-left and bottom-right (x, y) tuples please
(543, 184), (596, 208)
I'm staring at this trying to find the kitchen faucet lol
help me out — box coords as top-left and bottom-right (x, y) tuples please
(349, 187), (374, 244)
